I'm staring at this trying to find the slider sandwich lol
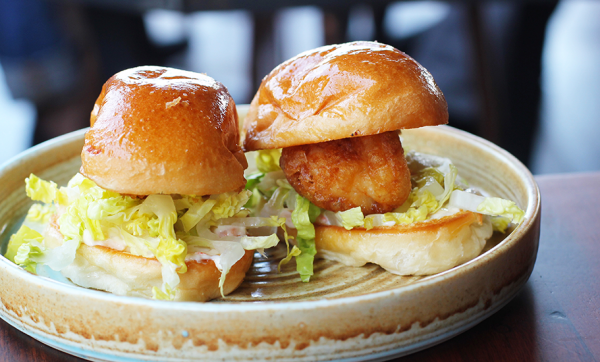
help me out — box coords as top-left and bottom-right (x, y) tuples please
(242, 42), (524, 281)
(5, 66), (283, 301)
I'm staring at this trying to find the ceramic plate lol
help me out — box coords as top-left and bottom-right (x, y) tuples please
(0, 108), (540, 361)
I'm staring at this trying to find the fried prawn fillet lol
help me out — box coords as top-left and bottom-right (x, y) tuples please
(280, 131), (411, 215)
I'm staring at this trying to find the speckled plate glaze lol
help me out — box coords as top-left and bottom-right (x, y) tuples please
(0, 108), (540, 361)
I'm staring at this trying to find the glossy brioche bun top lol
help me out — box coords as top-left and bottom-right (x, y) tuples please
(81, 66), (248, 196)
(243, 41), (448, 151)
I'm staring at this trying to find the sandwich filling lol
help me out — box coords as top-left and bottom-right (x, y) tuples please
(246, 147), (525, 281)
(6, 173), (283, 300)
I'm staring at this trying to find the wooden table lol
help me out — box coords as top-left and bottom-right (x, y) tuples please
(1, 172), (599, 361)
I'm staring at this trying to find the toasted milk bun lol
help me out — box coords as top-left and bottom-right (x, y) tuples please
(314, 211), (493, 275)
(60, 245), (254, 302)
(81, 66), (248, 196)
(243, 41), (448, 151)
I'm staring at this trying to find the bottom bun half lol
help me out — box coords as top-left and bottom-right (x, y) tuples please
(315, 210), (493, 275)
(60, 245), (254, 302)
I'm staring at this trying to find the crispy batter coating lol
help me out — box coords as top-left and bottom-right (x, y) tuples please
(280, 131), (411, 215)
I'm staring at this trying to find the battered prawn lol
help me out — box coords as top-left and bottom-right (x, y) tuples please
(280, 131), (411, 215)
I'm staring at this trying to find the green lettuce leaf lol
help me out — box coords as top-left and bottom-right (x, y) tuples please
(295, 237), (317, 283)
(291, 195), (319, 282)
(291, 195), (316, 240)
(338, 207), (365, 230)
(245, 173), (264, 191)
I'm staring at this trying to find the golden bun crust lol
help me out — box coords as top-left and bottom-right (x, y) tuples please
(243, 41), (448, 151)
(60, 244), (254, 302)
(314, 211), (492, 275)
(81, 66), (248, 196)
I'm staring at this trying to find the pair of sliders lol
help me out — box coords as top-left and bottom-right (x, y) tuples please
(5, 41), (524, 302)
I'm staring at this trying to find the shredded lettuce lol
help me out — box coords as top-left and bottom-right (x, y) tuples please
(477, 196), (524, 224)
(26, 203), (55, 224)
(490, 216), (511, 233)
(364, 216), (374, 230)
(384, 205), (429, 225)
(240, 234), (279, 250)
(380, 162), (460, 225)
(9, 223), (79, 273)
(328, 207), (365, 230)
(256, 149), (282, 173)
(291, 195), (319, 282)
(291, 195), (317, 240)
(6, 225), (43, 265)
(244, 188), (264, 213)
(435, 164), (459, 212)
(245, 172), (264, 191)
(141, 195), (187, 292)
(8, 173), (281, 300)
(180, 199), (217, 231)
(211, 191), (251, 220)
(14, 242), (45, 273)
(278, 245), (301, 272)
(152, 284), (176, 301)
(295, 238), (317, 283)
(25, 174), (59, 204)
(448, 190), (524, 232)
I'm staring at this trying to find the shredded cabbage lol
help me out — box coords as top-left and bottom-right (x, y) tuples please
(152, 284), (176, 301)
(448, 190), (524, 232)
(477, 197), (525, 224)
(9, 224), (80, 273)
(180, 199), (217, 231)
(141, 195), (187, 291)
(240, 234), (279, 250)
(210, 191), (252, 220)
(256, 149), (282, 173)
(6, 225), (43, 266)
(25, 174), (59, 204)
(7, 173), (281, 300)
(26, 203), (55, 224)
(242, 148), (526, 283)
(320, 208), (365, 230)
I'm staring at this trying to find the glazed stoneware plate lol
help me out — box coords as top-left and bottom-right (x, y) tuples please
(0, 107), (540, 361)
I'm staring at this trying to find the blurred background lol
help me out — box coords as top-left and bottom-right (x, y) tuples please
(0, 0), (598, 175)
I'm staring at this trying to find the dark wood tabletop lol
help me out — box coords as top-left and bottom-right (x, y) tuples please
(1, 171), (599, 362)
